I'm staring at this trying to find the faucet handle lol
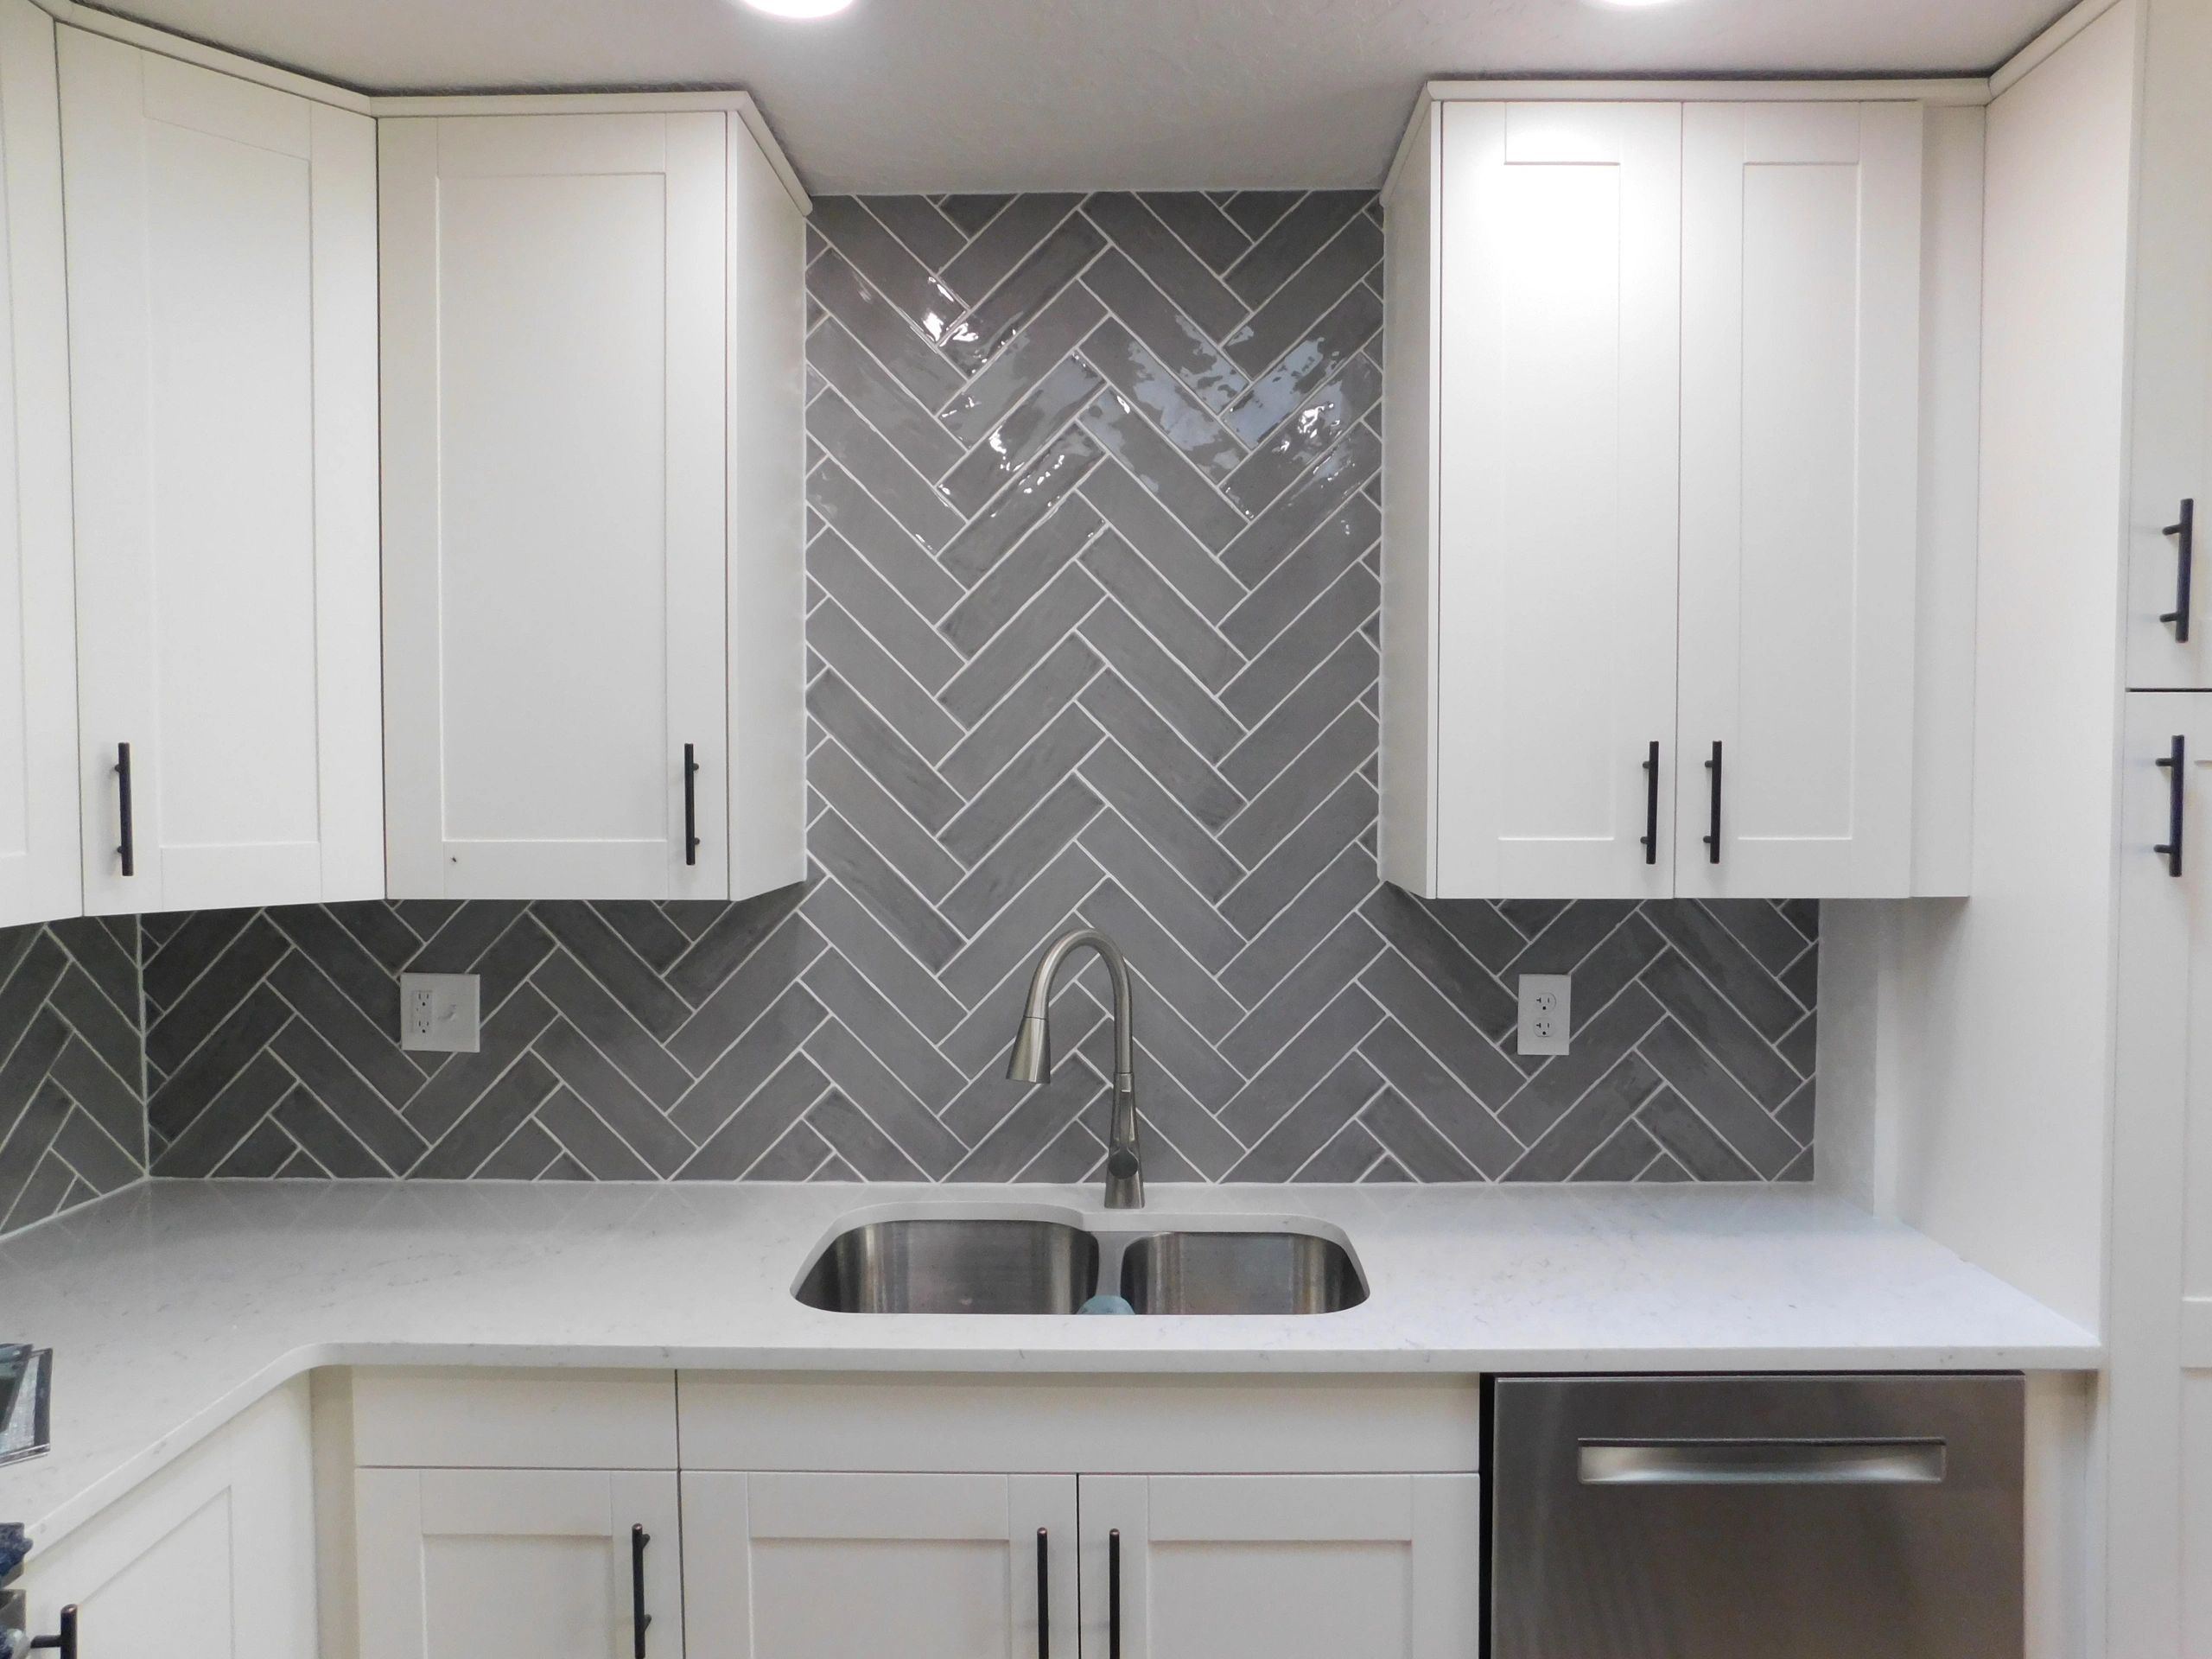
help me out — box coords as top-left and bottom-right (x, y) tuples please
(1106, 1145), (1141, 1179)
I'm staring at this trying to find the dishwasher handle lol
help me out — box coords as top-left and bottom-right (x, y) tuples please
(1579, 1439), (1947, 1486)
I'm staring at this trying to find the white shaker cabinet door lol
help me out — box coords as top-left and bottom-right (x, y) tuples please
(2126, 0), (2212, 688)
(59, 29), (382, 915)
(0, 0), (79, 926)
(379, 112), (730, 900)
(358, 1467), (682, 1659)
(1433, 100), (1681, 898)
(1676, 101), (1923, 898)
(2113, 694), (2212, 1659)
(17, 1380), (315, 1659)
(1077, 1474), (1481, 1659)
(682, 1471), (1077, 1659)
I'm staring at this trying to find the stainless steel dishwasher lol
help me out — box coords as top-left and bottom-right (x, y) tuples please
(1489, 1373), (2024, 1659)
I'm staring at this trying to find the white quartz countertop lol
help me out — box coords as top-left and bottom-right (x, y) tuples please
(0, 1179), (2097, 1545)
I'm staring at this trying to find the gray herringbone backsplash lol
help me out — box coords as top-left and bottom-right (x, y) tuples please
(0, 917), (145, 1232)
(0, 192), (1817, 1232)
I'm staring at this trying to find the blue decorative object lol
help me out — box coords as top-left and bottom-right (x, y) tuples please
(0, 1522), (28, 1580)
(1078, 1294), (1135, 1316)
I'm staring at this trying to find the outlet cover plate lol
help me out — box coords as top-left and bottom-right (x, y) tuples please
(1517, 973), (1571, 1057)
(400, 971), (480, 1053)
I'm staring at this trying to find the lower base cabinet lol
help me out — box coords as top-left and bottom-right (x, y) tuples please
(16, 1378), (315, 1659)
(680, 1473), (1076, 1659)
(674, 1471), (1480, 1659)
(355, 1468), (681, 1659)
(1078, 1475), (1481, 1659)
(345, 1372), (1484, 1659)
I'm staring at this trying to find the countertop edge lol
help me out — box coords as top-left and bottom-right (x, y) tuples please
(24, 1327), (2104, 1548)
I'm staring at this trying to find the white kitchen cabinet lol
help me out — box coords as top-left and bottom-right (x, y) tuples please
(1383, 90), (1974, 900)
(682, 1472), (1076, 1659)
(16, 1378), (315, 1659)
(1675, 102), (1923, 896)
(2110, 691), (2212, 1659)
(1419, 100), (1681, 900)
(357, 1467), (682, 1659)
(1077, 1475), (1481, 1659)
(2125, 0), (2212, 688)
(58, 28), (383, 916)
(0, 0), (80, 927)
(378, 106), (804, 901)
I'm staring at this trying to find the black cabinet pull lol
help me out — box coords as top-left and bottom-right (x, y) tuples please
(27, 1606), (75, 1659)
(113, 744), (134, 877)
(2164, 499), (2196, 643)
(1035, 1528), (1049, 1659)
(2157, 734), (2186, 878)
(1702, 741), (1722, 865)
(682, 744), (700, 868)
(1640, 741), (1659, 866)
(1109, 1528), (1122, 1659)
(631, 1524), (652, 1659)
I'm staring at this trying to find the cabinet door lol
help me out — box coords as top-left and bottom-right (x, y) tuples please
(59, 29), (382, 915)
(1433, 101), (1680, 898)
(2113, 693), (2212, 1659)
(2126, 0), (2212, 688)
(682, 1471), (1077, 1659)
(358, 1467), (681, 1659)
(0, 0), (79, 927)
(18, 1378), (315, 1659)
(379, 112), (729, 900)
(1677, 102), (1923, 897)
(1077, 1474), (1480, 1659)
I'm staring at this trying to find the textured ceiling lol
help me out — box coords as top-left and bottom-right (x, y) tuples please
(79, 0), (2075, 192)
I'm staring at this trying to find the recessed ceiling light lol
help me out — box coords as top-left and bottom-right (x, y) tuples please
(739, 0), (854, 17)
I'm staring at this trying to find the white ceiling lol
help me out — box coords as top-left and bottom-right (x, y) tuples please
(83, 0), (2075, 192)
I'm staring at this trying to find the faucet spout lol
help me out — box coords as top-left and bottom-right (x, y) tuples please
(1005, 928), (1143, 1209)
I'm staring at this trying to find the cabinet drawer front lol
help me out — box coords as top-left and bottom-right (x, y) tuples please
(677, 1373), (1481, 1473)
(353, 1367), (677, 1468)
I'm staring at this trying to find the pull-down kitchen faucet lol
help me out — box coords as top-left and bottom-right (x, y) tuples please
(1005, 929), (1145, 1209)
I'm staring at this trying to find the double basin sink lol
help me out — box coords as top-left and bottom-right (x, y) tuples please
(795, 1212), (1366, 1316)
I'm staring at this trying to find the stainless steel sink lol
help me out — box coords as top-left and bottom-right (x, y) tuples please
(794, 1217), (1099, 1314)
(1118, 1229), (1366, 1315)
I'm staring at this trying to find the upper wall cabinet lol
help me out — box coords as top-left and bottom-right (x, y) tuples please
(1382, 92), (1981, 900)
(60, 28), (384, 916)
(378, 109), (805, 901)
(0, 0), (82, 928)
(2126, 0), (2212, 689)
(1408, 101), (1682, 901)
(1675, 102), (1924, 897)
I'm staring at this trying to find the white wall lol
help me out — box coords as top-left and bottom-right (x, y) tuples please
(1820, 0), (2139, 1338)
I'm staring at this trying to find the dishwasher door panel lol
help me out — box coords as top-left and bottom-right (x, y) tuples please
(1489, 1373), (2024, 1659)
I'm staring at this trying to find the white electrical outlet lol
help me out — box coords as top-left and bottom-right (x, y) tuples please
(400, 971), (480, 1053)
(1517, 973), (1571, 1057)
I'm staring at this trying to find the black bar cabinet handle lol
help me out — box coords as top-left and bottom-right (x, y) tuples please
(1109, 1528), (1121, 1659)
(1035, 1528), (1049, 1659)
(2164, 498), (2196, 643)
(631, 1524), (652, 1658)
(682, 744), (700, 868)
(113, 744), (134, 878)
(28, 1606), (75, 1659)
(2157, 734), (2186, 879)
(1702, 741), (1722, 865)
(1640, 740), (1659, 866)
